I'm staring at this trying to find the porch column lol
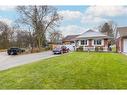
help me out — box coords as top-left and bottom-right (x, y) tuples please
(78, 40), (81, 46)
(104, 39), (108, 51)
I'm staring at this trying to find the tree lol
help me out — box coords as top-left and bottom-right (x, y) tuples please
(99, 22), (113, 37)
(108, 21), (117, 38)
(99, 21), (117, 44)
(0, 21), (10, 49)
(16, 30), (32, 48)
(16, 6), (62, 50)
(8, 27), (18, 47)
(49, 31), (62, 44)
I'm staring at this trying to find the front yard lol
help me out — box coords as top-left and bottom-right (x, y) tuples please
(0, 52), (127, 89)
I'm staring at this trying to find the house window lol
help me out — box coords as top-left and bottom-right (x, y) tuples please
(94, 39), (102, 45)
(81, 40), (87, 45)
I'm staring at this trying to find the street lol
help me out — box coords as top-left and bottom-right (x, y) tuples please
(0, 51), (58, 71)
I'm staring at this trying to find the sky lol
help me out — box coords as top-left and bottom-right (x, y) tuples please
(0, 6), (127, 37)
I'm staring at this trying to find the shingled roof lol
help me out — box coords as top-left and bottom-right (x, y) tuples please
(63, 35), (79, 41)
(76, 29), (111, 39)
(117, 27), (127, 37)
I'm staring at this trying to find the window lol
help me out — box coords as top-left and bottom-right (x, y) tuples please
(94, 39), (102, 45)
(81, 40), (87, 45)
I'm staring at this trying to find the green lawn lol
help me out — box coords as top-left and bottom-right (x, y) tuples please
(0, 52), (127, 89)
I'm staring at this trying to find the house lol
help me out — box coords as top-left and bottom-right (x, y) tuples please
(116, 27), (127, 53)
(75, 29), (112, 51)
(62, 35), (79, 45)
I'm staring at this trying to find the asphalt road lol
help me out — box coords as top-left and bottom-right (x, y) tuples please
(0, 51), (58, 71)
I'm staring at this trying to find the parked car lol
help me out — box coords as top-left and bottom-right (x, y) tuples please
(7, 48), (25, 55)
(52, 46), (69, 54)
(61, 46), (69, 53)
(52, 48), (63, 54)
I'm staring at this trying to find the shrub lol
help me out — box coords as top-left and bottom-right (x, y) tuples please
(45, 46), (51, 51)
(76, 46), (83, 51)
(31, 48), (40, 53)
(100, 47), (103, 51)
(95, 46), (98, 52)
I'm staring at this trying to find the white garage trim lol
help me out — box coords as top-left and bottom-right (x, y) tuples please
(123, 38), (127, 53)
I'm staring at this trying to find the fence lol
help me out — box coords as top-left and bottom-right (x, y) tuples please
(52, 44), (75, 51)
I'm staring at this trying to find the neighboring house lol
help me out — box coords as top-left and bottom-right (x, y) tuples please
(62, 35), (79, 45)
(75, 29), (112, 51)
(116, 27), (127, 53)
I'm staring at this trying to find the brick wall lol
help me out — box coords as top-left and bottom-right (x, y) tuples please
(104, 39), (108, 47)
(116, 37), (122, 52)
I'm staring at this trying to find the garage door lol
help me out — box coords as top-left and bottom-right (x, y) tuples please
(123, 39), (127, 53)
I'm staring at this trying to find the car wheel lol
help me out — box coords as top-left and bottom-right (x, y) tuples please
(10, 52), (13, 55)
(8, 53), (11, 55)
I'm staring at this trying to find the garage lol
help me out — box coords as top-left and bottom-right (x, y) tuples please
(116, 27), (127, 53)
(123, 39), (127, 53)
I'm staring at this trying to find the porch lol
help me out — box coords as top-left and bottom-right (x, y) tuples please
(83, 46), (108, 51)
(76, 46), (109, 52)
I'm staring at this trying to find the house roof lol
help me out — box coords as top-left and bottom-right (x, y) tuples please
(117, 27), (127, 37)
(76, 29), (111, 39)
(63, 35), (79, 41)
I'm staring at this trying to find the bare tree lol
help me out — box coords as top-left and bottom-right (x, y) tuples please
(16, 6), (62, 50)
(0, 21), (10, 49)
(108, 21), (117, 38)
(49, 30), (62, 44)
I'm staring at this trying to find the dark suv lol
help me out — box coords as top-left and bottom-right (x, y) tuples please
(7, 48), (25, 55)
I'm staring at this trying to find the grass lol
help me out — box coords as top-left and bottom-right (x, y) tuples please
(112, 45), (116, 52)
(0, 52), (127, 89)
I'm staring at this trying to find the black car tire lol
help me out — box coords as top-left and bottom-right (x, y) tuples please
(8, 53), (11, 55)
(10, 52), (14, 55)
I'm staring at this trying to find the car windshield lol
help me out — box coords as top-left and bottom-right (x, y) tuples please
(10, 48), (20, 50)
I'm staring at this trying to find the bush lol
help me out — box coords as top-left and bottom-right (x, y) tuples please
(31, 48), (40, 53)
(95, 46), (104, 52)
(45, 46), (51, 51)
(95, 46), (98, 52)
(100, 47), (103, 51)
(76, 46), (83, 51)
(30, 47), (52, 53)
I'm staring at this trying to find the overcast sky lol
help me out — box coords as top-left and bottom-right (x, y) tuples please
(0, 6), (127, 36)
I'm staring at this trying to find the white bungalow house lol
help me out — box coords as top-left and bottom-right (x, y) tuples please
(75, 29), (112, 51)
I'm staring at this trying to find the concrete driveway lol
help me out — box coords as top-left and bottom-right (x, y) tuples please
(0, 51), (58, 71)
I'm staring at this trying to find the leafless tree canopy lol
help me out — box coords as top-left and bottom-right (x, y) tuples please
(0, 20), (33, 49)
(0, 21), (10, 49)
(49, 31), (63, 44)
(0, 6), (62, 50)
(16, 6), (62, 49)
